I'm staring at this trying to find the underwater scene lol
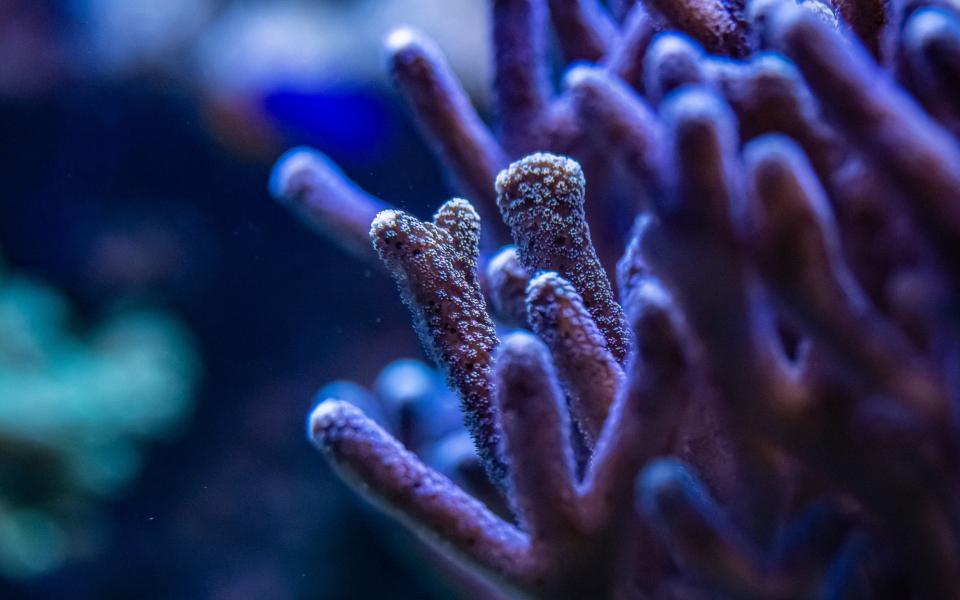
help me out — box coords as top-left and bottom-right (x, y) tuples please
(3, 0), (960, 598)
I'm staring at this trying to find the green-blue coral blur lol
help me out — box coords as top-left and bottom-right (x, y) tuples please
(0, 251), (199, 579)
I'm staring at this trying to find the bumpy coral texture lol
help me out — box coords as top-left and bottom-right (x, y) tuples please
(270, 0), (960, 597)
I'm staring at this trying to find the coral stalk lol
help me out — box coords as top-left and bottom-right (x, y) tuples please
(370, 203), (505, 484)
(495, 153), (631, 363)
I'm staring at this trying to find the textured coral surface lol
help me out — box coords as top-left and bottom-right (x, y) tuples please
(271, 0), (960, 597)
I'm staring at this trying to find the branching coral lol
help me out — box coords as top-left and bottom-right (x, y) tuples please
(270, 0), (960, 597)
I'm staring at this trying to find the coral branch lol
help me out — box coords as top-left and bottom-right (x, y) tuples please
(433, 198), (482, 284)
(565, 65), (666, 199)
(656, 87), (743, 239)
(493, 333), (578, 541)
(484, 245), (530, 327)
(605, 4), (659, 91)
(386, 28), (507, 224)
(370, 207), (506, 483)
(901, 7), (960, 134)
(495, 153), (631, 363)
(309, 400), (530, 578)
(643, 33), (708, 104)
(525, 272), (624, 447)
(269, 147), (389, 259)
(492, 0), (551, 155)
(546, 0), (619, 62)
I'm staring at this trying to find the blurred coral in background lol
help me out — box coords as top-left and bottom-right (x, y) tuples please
(0, 250), (198, 579)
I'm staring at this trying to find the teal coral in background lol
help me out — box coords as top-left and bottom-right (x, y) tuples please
(0, 251), (199, 579)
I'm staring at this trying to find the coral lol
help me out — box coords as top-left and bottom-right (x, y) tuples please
(0, 250), (199, 578)
(270, 0), (960, 597)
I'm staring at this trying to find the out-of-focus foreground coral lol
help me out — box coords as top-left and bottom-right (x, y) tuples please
(271, 0), (960, 597)
(0, 249), (198, 579)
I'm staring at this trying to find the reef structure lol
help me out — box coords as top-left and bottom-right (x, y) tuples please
(270, 0), (960, 597)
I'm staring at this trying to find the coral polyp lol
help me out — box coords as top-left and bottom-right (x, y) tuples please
(270, 0), (960, 597)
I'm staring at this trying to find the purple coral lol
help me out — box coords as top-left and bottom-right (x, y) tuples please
(271, 0), (960, 597)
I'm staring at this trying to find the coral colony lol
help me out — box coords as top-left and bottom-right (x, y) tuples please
(270, 0), (960, 597)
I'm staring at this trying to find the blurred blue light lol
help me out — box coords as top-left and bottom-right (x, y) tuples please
(262, 87), (395, 164)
